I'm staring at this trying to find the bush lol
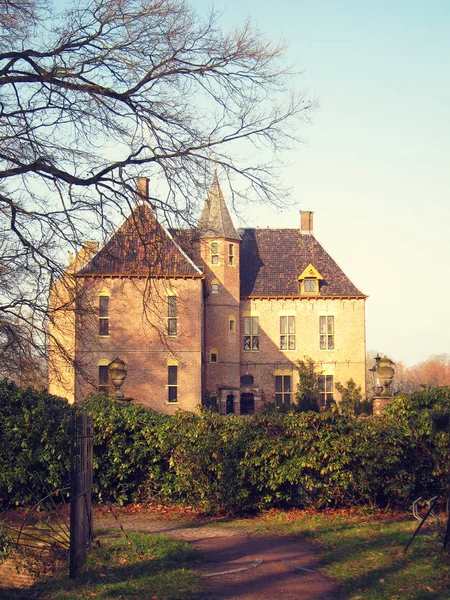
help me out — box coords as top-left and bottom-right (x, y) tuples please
(80, 394), (171, 505)
(1, 382), (449, 514)
(0, 379), (71, 507)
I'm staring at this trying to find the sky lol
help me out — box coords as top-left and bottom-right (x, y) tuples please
(193, 0), (450, 367)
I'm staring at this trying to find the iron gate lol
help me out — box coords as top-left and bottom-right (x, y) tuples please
(69, 409), (93, 577)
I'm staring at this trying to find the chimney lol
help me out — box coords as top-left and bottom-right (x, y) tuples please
(137, 177), (149, 203)
(300, 211), (314, 234)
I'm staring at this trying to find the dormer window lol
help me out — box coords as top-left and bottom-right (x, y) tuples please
(304, 278), (318, 293)
(298, 264), (323, 295)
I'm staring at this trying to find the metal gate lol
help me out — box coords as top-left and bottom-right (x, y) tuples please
(69, 409), (94, 578)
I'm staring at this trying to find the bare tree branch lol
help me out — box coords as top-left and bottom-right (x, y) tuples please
(0, 0), (315, 384)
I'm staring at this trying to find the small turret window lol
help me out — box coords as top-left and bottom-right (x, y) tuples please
(228, 244), (234, 265)
(211, 242), (219, 265)
(211, 279), (219, 294)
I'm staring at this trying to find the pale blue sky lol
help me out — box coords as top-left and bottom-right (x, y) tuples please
(194, 0), (450, 367)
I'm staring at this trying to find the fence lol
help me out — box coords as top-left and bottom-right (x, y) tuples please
(69, 409), (94, 578)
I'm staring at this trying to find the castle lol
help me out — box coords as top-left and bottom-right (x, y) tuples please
(49, 175), (367, 414)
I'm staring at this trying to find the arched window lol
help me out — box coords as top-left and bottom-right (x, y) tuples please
(98, 359), (109, 395)
(211, 279), (220, 294)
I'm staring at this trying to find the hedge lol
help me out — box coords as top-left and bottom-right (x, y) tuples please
(1, 380), (449, 513)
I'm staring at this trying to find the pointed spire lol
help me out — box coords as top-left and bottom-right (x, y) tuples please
(196, 172), (241, 240)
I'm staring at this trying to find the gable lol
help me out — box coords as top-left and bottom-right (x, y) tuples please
(77, 204), (202, 278)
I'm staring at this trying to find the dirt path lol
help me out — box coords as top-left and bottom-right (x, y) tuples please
(96, 512), (341, 600)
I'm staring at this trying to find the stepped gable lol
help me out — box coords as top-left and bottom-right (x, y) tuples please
(195, 171), (241, 241)
(240, 228), (365, 297)
(77, 203), (201, 277)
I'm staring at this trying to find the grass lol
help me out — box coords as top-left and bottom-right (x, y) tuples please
(3, 507), (450, 599)
(2, 529), (205, 600)
(215, 508), (450, 600)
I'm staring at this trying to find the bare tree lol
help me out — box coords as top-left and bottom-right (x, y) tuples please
(0, 0), (314, 383)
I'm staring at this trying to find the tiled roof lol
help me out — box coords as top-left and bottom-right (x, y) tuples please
(195, 172), (241, 241)
(77, 203), (202, 278)
(240, 229), (365, 297)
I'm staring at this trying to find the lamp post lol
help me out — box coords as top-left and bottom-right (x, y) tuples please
(371, 354), (395, 415)
(108, 357), (132, 401)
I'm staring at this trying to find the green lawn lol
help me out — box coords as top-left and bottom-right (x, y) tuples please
(216, 509), (450, 600)
(3, 509), (450, 599)
(2, 530), (205, 600)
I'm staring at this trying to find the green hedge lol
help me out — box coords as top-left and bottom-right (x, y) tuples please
(1, 381), (449, 513)
(0, 379), (72, 506)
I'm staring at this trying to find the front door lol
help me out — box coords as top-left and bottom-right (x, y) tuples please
(240, 393), (254, 415)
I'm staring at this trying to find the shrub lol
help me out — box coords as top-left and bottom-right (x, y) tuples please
(0, 379), (71, 507)
(80, 394), (171, 505)
(1, 382), (449, 514)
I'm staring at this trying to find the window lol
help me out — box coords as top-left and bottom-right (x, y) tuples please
(228, 244), (234, 265)
(243, 316), (259, 351)
(211, 242), (219, 265)
(168, 296), (177, 336)
(229, 316), (236, 333)
(241, 374), (254, 387)
(318, 375), (334, 407)
(304, 278), (317, 293)
(280, 316), (295, 350)
(319, 316), (334, 349)
(298, 264), (322, 294)
(210, 348), (218, 363)
(98, 364), (109, 396)
(168, 365), (178, 402)
(99, 295), (109, 336)
(211, 279), (219, 294)
(275, 375), (292, 408)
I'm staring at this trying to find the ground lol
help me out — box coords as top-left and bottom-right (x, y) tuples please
(95, 509), (341, 599)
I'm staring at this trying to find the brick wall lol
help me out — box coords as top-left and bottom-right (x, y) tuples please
(74, 277), (203, 413)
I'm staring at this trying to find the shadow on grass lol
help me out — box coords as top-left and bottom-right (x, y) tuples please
(1, 531), (206, 600)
